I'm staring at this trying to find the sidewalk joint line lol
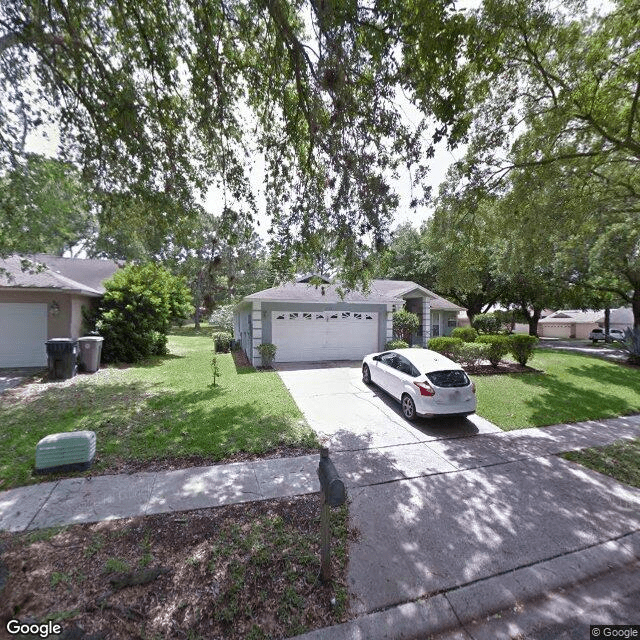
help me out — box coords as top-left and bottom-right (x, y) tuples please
(23, 480), (60, 532)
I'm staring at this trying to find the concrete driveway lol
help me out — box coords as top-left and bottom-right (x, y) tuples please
(538, 338), (628, 363)
(275, 361), (500, 451)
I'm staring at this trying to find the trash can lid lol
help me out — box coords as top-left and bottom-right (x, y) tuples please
(46, 338), (76, 343)
(78, 336), (104, 342)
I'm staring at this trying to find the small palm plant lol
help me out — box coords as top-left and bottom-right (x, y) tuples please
(622, 327), (640, 365)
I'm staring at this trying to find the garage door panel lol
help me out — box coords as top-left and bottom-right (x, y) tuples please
(0, 303), (48, 367)
(272, 310), (378, 362)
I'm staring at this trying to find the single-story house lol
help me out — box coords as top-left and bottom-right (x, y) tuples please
(599, 307), (634, 333)
(538, 309), (603, 339)
(233, 277), (464, 365)
(0, 254), (121, 367)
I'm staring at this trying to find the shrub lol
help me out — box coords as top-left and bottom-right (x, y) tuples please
(257, 343), (277, 367)
(456, 342), (490, 367)
(509, 334), (538, 365)
(472, 313), (502, 334)
(95, 263), (193, 363)
(212, 331), (233, 353)
(476, 335), (511, 366)
(451, 327), (478, 342)
(428, 337), (463, 361)
(385, 339), (409, 349)
(392, 309), (420, 343)
(209, 304), (234, 333)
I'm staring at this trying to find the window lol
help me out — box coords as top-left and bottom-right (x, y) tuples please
(275, 313), (285, 320)
(302, 313), (312, 320)
(365, 314), (373, 320)
(315, 313), (325, 320)
(341, 312), (351, 319)
(380, 353), (398, 368)
(426, 370), (470, 388)
(396, 356), (414, 375)
(288, 312), (299, 320)
(354, 313), (362, 320)
(447, 318), (457, 327)
(329, 312), (339, 319)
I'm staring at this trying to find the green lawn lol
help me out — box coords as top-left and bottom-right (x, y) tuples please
(563, 439), (640, 489)
(0, 331), (318, 489)
(472, 350), (640, 430)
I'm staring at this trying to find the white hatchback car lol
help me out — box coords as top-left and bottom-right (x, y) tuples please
(362, 348), (477, 421)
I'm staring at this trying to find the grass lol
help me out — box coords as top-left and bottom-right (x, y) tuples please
(0, 329), (318, 489)
(472, 350), (640, 430)
(562, 439), (640, 488)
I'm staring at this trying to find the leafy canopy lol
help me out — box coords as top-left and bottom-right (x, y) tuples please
(0, 0), (475, 286)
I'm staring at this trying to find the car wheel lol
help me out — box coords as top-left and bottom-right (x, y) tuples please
(362, 363), (372, 384)
(401, 394), (417, 421)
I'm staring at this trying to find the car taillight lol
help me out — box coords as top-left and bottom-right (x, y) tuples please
(414, 381), (435, 396)
(471, 382), (476, 394)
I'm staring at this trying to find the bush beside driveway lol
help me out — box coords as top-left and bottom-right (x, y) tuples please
(0, 333), (318, 489)
(473, 350), (640, 430)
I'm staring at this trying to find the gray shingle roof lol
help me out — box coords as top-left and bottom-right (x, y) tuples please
(244, 279), (464, 310)
(0, 254), (121, 296)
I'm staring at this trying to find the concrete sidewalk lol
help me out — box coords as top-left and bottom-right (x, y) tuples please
(1, 414), (639, 534)
(1, 414), (640, 638)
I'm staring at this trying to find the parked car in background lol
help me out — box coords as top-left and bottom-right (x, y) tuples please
(589, 328), (626, 343)
(362, 348), (476, 421)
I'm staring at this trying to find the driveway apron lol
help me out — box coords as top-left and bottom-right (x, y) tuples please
(275, 361), (501, 451)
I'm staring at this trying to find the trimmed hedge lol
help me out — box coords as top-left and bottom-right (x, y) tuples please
(477, 335), (511, 367)
(472, 313), (502, 334)
(456, 342), (490, 367)
(427, 336), (463, 360)
(212, 331), (233, 353)
(451, 327), (478, 342)
(385, 339), (409, 349)
(509, 334), (538, 365)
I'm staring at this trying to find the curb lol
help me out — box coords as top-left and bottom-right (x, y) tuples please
(291, 531), (640, 640)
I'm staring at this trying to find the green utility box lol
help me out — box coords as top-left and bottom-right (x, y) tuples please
(45, 338), (78, 380)
(35, 430), (96, 474)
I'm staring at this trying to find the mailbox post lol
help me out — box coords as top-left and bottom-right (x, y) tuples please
(317, 446), (346, 583)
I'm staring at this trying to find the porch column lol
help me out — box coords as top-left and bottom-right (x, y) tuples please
(251, 301), (262, 367)
(422, 300), (431, 346)
(386, 303), (394, 346)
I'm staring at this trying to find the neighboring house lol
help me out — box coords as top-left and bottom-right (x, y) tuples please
(234, 278), (464, 365)
(598, 307), (633, 333)
(0, 254), (121, 367)
(538, 309), (603, 339)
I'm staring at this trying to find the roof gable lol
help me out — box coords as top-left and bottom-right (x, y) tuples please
(243, 279), (464, 310)
(0, 254), (121, 295)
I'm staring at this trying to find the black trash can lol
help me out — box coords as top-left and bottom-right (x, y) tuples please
(46, 338), (78, 380)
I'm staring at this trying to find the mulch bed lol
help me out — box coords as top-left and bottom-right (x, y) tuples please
(463, 362), (542, 375)
(0, 495), (355, 640)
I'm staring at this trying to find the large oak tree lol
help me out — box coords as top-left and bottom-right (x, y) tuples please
(1, 0), (475, 286)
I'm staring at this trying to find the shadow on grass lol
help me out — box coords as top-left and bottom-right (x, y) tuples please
(0, 379), (314, 489)
(515, 368), (639, 427)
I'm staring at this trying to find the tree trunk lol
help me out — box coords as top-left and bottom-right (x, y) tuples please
(194, 307), (201, 330)
(633, 289), (640, 330)
(528, 307), (542, 336)
(465, 300), (484, 325)
(604, 307), (610, 337)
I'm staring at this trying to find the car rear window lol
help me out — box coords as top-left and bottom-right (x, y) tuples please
(426, 370), (470, 388)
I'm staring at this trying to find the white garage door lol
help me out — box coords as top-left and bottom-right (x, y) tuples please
(0, 303), (48, 367)
(272, 310), (379, 362)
